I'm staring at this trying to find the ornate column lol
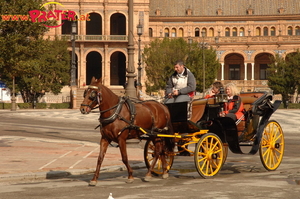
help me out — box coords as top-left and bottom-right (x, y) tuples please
(221, 63), (224, 80)
(251, 63), (254, 80)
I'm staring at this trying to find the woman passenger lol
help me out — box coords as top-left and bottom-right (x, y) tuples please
(221, 83), (245, 121)
(204, 81), (224, 99)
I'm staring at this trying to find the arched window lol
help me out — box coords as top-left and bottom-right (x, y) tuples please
(239, 27), (245, 36)
(86, 13), (102, 35)
(287, 26), (293, 35)
(255, 27), (261, 36)
(201, 28), (207, 37)
(149, 28), (153, 37)
(270, 27), (276, 36)
(164, 28), (169, 37)
(110, 13), (125, 35)
(263, 27), (268, 36)
(225, 28), (230, 37)
(296, 26), (300, 35)
(195, 28), (200, 37)
(178, 28), (183, 37)
(171, 28), (176, 37)
(232, 27), (237, 36)
(208, 28), (214, 37)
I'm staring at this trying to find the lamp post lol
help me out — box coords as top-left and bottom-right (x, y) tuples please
(11, 76), (16, 111)
(137, 22), (143, 87)
(215, 35), (219, 48)
(70, 21), (77, 109)
(125, 0), (136, 98)
(201, 30), (206, 97)
(71, 21), (76, 86)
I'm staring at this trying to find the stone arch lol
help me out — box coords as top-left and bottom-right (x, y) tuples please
(220, 50), (246, 62)
(110, 51), (126, 86)
(110, 13), (126, 35)
(86, 12), (102, 35)
(254, 52), (274, 80)
(224, 53), (245, 80)
(251, 50), (275, 61)
(86, 51), (102, 85)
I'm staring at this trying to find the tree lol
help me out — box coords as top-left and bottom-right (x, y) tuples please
(143, 38), (220, 94)
(267, 52), (300, 107)
(185, 42), (220, 92)
(0, 0), (70, 103)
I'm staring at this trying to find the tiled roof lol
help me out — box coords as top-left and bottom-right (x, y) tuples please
(150, 0), (300, 16)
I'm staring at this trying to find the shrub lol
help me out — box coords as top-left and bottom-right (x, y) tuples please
(49, 103), (70, 109)
(278, 103), (300, 109)
(17, 103), (31, 109)
(35, 103), (47, 109)
(0, 103), (11, 109)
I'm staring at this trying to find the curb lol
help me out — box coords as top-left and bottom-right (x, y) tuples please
(0, 163), (146, 183)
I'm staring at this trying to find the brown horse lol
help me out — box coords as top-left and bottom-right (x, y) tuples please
(80, 78), (174, 186)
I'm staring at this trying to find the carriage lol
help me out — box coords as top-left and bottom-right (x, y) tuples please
(144, 91), (284, 178)
(80, 78), (284, 185)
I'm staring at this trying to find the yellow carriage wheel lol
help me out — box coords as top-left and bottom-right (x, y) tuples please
(222, 143), (228, 165)
(259, 120), (284, 171)
(194, 133), (224, 178)
(144, 139), (174, 176)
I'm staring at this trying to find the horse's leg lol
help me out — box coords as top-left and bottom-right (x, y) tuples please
(118, 138), (134, 183)
(89, 137), (109, 186)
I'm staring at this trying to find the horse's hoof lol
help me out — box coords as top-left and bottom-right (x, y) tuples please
(143, 176), (152, 182)
(89, 180), (97, 186)
(162, 173), (169, 179)
(126, 178), (134, 184)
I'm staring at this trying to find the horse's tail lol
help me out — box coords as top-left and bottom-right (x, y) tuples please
(164, 120), (175, 153)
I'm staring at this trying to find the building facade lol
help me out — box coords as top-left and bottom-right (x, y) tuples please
(46, 0), (300, 97)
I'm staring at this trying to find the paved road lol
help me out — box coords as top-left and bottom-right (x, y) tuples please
(0, 109), (299, 198)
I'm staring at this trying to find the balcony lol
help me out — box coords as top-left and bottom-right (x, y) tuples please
(59, 35), (128, 42)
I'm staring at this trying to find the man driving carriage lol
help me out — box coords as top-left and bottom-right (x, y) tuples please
(164, 60), (196, 156)
(164, 60), (196, 104)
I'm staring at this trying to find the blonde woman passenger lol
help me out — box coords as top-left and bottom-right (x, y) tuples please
(221, 83), (245, 121)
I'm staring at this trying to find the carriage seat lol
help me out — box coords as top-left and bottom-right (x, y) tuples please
(237, 92), (267, 139)
(190, 98), (215, 123)
(240, 92), (266, 111)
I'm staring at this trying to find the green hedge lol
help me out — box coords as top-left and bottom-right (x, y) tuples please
(49, 103), (70, 109)
(17, 103), (32, 109)
(278, 103), (300, 109)
(0, 102), (70, 109)
(0, 103), (11, 109)
(35, 103), (47, 109)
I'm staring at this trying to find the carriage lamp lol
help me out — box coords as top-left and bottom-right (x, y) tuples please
(71, 21), (77, 86)
(215, 87), (228, 103)
(137, 22), (143, 87)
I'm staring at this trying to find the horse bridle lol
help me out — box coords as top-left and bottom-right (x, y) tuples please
(81, 85), (102, 110)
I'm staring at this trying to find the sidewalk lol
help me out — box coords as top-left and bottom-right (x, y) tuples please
(0, 136), (145, 183)
(0, 109), (146, 183)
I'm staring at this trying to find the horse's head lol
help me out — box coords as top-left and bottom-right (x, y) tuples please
(80, 77), (102, 114)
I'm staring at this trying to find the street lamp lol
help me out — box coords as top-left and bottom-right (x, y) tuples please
(71, 21), (76, 86)
(201, 30), (206, 97)
(125, 0), (136, 98)
(215, 36), (219, 48)
(137, 22), (143, 87)
(11, 76), (16, 111)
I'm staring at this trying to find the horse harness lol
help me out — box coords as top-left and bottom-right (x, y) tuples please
(82, 85), (167, 137)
